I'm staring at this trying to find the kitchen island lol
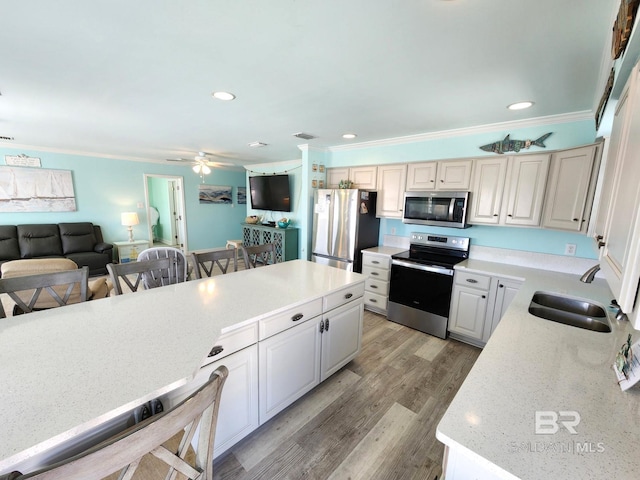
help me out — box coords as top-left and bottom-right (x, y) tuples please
(437, 259), (640, 479)
(0, 260), (365, 474)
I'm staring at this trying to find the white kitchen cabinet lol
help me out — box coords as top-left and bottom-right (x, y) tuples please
(326, 166), (377, 189)
(600, 62), (640, 327)
(361, 250), (392, 314)
(542, 145), (599, 232)
(468, 157), (508, 224)
(376, 164), (407, 218)
(259, 317), (322, 423)
(448, 271), (491, 345)
(406, 159), (472, 191)
(321, 299), (364, 381)
(448, 270), (522, 347)
(468, 154), (549, 226)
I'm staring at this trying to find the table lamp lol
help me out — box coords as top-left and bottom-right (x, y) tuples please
(121, 212), (139, 242)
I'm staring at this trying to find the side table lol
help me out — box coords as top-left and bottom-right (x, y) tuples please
(114, 240), (150, 263)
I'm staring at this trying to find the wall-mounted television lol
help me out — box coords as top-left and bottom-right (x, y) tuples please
(249, 174), (291, 212)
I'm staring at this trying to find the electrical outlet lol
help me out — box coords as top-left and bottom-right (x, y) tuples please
(564, 243), (577, 256)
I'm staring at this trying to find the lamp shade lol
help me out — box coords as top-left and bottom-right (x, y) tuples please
(121, 212), (140, 227)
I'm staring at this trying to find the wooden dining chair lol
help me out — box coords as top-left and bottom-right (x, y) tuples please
(191, 249), (237, 278)
(242, 243), (277, 269)
(137, 247), (188, 286)
(106, 257), (172, 295)
(0, 267), (89, 319)
(0, 367), (228, 480)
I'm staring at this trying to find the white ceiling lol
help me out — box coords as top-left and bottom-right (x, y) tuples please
(0, 0), (618, 166)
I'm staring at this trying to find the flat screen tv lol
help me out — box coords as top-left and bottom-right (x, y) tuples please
(249, 174), (291, 212)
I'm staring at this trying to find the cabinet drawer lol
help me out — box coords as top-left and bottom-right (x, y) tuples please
(365, 277), (389, 294)
(362, 265), (390, 282)
(455, 271), (491, 290)
(203, 322), (258, 366)
(362, 254), (391, 270)
(364, 290), (388, 311)
(259, 298), (323, 340)
(323, 282), (365, 312)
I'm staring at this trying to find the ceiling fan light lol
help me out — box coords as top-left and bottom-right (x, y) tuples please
(192, 165), (201, 173)
(202, 165), (211, 175)
(507, 101), (534, 110)
(212, 91), (236, 101)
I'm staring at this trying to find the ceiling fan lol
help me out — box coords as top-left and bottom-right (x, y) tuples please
(166, 152), (236, 182)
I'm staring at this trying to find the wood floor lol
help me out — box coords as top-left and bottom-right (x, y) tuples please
(213, 310), (481, 480)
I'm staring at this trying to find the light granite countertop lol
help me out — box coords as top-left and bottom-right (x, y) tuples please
(361, 246), (407, 257)
(437, 259), (640, 479)
(0, 260), (364, 473)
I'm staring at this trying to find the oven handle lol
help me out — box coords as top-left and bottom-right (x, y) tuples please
(392, 259), (454, 276)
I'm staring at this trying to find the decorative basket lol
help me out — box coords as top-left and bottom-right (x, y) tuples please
(245, 216), (260, 224)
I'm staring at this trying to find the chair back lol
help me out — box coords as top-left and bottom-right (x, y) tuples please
(242, 243), (277, 269)
(137, 247), (188, 288)
(1, 367), (228, 480)
(0, 266), (89, 318)
(107, 257), (172, 295)
(192, 249), (237, 278)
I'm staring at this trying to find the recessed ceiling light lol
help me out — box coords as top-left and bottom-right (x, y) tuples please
(212, 91), (236, 101)
(507, 101), (534, 110)
(342, 133), (357, 139)
(248, 141), (268, 148)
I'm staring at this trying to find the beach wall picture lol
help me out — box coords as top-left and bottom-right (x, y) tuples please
(0, 166), (76, 212)
(237, 186), (246, 204)
(199, 184), (232, 204)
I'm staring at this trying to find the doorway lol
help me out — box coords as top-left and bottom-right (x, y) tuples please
(143, 174), (188, 251)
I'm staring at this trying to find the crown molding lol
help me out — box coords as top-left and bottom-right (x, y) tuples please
(327, 110), (594, 152)
(297, 143), (328, 153)
(0, 142), (161, 164)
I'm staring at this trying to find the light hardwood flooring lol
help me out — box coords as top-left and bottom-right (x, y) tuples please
(213, 310), (481, 480)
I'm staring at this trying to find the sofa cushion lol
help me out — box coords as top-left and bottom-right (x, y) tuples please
(65, 252), (110, 276)
(17, 224), (63, 258)
(0, 226), (20, 261)
(59, 222), (98, 255)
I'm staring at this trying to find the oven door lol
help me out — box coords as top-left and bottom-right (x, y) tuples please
(388, 261), (454, 317)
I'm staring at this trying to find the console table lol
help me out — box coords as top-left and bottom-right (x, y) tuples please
(241, 224), (298, 263)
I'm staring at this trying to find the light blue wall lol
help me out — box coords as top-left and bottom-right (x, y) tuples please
(328, 119), (599, 259)
(0, 147), (247, 251)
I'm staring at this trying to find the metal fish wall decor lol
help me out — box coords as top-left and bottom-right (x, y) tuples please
(479, 132), (553, 154)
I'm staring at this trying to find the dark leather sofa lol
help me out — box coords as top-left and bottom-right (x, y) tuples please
(0, 223), (113, 276)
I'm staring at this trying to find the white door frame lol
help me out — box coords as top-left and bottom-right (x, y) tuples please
(143, 174), (188, 251)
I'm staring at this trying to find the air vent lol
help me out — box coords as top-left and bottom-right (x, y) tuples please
(0, 136), (14, 141)
(293, 132), (316, 140)
(248, 141), (268, 148)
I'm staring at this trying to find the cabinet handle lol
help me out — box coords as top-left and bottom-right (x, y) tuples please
(372, 260), (380, 264)
(320, 319), (324, 333)
(208, 345), (224, 357)
(466, 278), (478, 284)
(326, 319), (330, 331)
(369, 298), (377, 303)
(430, 179), (435, 183)
(482, 295), (486, 299)
(499, 284), (504, 288)
(572, 218), (579, 222)
(371, 284), (378, 289)
(507, 214), (513, 217)
(493, 214), (498, 217)
(371, 272), (379, 276)
(291, 313), (304, 322)
(440, 179), (444, 183)
(344, 293), (353, 299)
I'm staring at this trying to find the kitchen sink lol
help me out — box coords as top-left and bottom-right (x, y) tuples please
(528, 292), (611, 333)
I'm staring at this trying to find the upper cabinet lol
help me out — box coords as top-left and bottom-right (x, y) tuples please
(376, 164), (407, 218)
(541, 145), (600, 232)
(326, 166), (377, 189)
(406, 159), (472, 191)
(469, 154), (550, 226)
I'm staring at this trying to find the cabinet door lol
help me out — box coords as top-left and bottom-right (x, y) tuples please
(376, 164), (408, 218)
(468, 157), (508, 225)
(350, 166), (377, 189)
(503, 154), (550, 226)
(406, 162), (438, 190)
(321, 300), (364, 381)
(448, 285), (488, 341)
(259, 318), (321, 423)
(542, 146), (597, 231)
(437, 159), (473, 190)
(488, 278), (522, 339)
(327, 168), (349, 188)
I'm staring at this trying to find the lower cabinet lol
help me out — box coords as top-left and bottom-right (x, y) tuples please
(241, 223), (299, 263)
(320, 299), (364, 381)
(448, 270), (522, 347)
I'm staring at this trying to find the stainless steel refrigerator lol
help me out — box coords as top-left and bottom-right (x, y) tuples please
(312, 189), (380, 273)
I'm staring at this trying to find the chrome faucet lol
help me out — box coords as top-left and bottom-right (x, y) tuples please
(580, 264), (601, 283)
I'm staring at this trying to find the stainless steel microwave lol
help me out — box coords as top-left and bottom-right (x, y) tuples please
(402, 191), (470, 228)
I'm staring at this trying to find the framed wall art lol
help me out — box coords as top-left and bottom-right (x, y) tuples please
(0, 166), (76, 212)
(198, 185), (232, 204)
